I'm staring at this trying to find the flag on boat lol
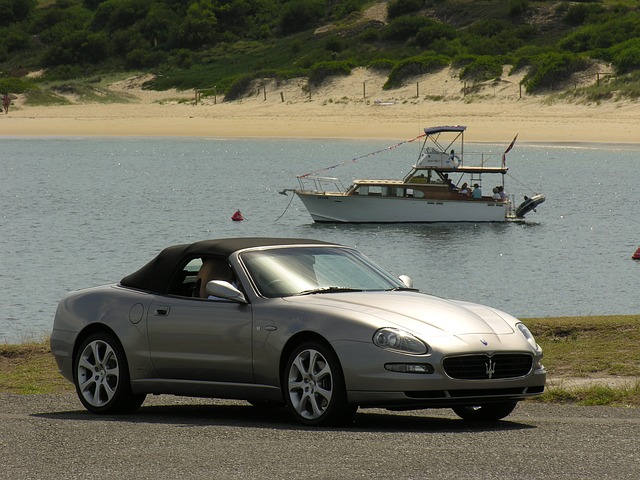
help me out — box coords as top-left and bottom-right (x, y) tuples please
(502, 134), (518, 168)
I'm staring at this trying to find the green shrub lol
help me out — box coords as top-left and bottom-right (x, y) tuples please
(384, 15), (433, 41)
(368, 59), (396, 72)
(563, 3), (606, 26)
(359, 27), (380, 43)
(383, 55), (449, 89)
(387, 0), (423, 20)
(467, 19), (512, 38)
(559, 13), (640, 53)
(275, 68), (308, 80)
(522, 52), (590, 93)
(0, 76), (36, 94)
(126, 48), (167, 68)
(279, 0), (325, 36)
(613, 43), (640, 74)
(459, 56), (503, 82)
(508, 0), (528, 17)
(452, 54), (476, 69)
(325, 38), (344, 53)
(0, 0), (36, 26)
(0, 25), (31, 52)
(41, 65), (87, 82)
(308, 61), (352, 87)
(332, 0), (366, 18)
(414, 20), (457, 49)
(224, 74), (255, 101)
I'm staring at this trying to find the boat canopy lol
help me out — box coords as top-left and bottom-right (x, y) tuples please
(424, 125), (467, 135)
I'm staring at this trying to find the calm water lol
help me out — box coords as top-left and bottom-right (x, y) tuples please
(1, 136), (639, 343)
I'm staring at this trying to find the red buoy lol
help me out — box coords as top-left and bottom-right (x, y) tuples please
(231, 209), (244, 221)
(633, 247), (640, 260)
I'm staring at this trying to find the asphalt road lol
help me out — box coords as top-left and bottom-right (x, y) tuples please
(1, 393), (638, 480)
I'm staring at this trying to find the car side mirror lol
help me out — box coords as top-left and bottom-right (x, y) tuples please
(398, 275), (413, 289)
(206, 280), (248, 303)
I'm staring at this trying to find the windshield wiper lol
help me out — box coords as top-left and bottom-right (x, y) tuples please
(297, 286), (364, 296)
(385, 286), (419, 291)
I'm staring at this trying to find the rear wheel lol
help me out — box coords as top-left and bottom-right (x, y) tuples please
(452, 402), (518, 421)
(284, 342), (355, 426)
(73, 331), (146, 414)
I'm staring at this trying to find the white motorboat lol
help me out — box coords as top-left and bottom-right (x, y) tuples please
(292, 125), (545, 223)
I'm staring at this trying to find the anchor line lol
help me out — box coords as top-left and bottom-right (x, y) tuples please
(275, 188), (296, 222)
(505, 172), (543, 196)
(296, 133), (426, 179)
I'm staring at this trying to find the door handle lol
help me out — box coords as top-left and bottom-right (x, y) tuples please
(154, 306), (170, 316)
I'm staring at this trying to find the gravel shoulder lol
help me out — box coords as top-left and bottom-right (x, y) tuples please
(1, 393), (639, 480)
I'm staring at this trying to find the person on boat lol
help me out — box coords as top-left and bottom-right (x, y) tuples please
(448, 149), (460, 168)
(498, 185), (507, 201)
(492, 187), (501, 201)
(443, 173), (456, 190)
(472, 184), (482, 199)
(460, 182), (470, 196)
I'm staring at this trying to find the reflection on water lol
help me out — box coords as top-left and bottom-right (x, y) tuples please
(1, 137), (639, 342)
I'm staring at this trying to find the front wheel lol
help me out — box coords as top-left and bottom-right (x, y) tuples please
(73, 331), (146, 414)
(452, 402), (518, 421)
(284, 342), (355, 426)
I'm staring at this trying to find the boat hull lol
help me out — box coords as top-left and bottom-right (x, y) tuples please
(296, 192), (509, 223)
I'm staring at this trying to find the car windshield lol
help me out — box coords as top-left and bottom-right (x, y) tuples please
(240, 246), (407, 298)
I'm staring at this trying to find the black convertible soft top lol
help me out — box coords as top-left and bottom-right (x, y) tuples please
(119, 237), (334, 293)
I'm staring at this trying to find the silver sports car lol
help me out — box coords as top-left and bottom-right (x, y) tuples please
(51, 237), (545, 426)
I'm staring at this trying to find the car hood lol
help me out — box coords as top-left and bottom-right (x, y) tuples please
(282, 291), (515, 337)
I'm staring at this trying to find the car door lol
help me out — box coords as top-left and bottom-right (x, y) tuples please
(146, 295), (254, 383)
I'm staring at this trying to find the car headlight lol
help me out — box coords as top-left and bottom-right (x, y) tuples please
(373, 328), (428, 354)
(517, 323), (539, 350)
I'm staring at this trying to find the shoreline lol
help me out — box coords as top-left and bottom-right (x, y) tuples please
(1, 69), (640, 144)
(2, 105), (640, 145)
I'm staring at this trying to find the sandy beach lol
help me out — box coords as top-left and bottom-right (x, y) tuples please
(1, 68), (638, 144)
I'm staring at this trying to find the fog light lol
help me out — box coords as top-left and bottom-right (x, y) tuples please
(385, 363), (434, 374)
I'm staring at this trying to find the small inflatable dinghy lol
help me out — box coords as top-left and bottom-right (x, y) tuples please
(515, 194), (546, 218)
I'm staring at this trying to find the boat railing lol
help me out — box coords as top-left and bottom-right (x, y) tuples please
(297, 176), (347, 194)
(465, 151), (497, 166)
(416, 149), (499, 169)
(507, 193), (517, 218)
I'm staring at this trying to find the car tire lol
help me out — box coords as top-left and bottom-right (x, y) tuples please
(452, 401), (518, 421)
(73, 331), (146, 414)
(284, 341), (355, 426)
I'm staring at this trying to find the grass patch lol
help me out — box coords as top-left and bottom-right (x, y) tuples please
(0, 342), (72, 394)
(536, 382), (640, 407)
(24, 74), (138, 107)
(524, 315), (640, 378)
(2, 315), (639, 406)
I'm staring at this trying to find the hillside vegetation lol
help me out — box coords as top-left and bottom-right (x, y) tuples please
(2, 0), (640, 102)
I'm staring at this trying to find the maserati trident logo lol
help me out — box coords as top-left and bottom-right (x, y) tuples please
(485, 358), (497, 379)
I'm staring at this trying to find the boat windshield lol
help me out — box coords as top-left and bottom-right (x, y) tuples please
(240, 246), (407, 298)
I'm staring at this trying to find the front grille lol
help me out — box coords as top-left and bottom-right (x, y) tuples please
(443, 353), (533, 380)
(405, 387), (527, 399)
